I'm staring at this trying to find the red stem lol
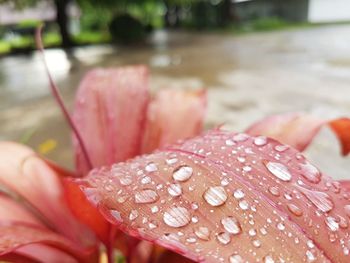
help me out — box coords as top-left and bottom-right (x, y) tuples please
(35, 26), (93, 171)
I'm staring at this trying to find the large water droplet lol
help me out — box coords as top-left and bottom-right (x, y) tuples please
(221, 217), (242, 235)
(325, 216), (339, 232)
(300, 162), (321, 184)
(145, 162), (158, 172)
(297, 186), (334, 213)
(216, 232), (231, 245)
(194, 226), (210, 241)
(173, 165), (193, 182)
(203, 186), (228, 207)
(167, 183), (182, 197)
(134, 189), (159, 204)
(264, 161), (292, 182)
(229, 254), (243, 263)
(287, 203), (303, 216)
(163, 206), (191, 228)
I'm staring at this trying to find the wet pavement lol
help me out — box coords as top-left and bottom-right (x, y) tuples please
(1, 25), (349, 178)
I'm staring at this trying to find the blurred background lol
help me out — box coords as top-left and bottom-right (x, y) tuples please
(0, 0), (349, 178)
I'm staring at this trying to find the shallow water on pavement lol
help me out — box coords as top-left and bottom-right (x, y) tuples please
(1, 26), (349, 178)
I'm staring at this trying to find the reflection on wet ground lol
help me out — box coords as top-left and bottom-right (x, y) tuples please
(1, 25), (350, 178)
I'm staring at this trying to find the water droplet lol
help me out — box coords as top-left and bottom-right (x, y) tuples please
(119, 177), (132, 186)
(163, 206), (191, 228)
(221, 217), (242, 235)
(233, 189), (245, 199)
(225, 139), (235, 146)
(300, 162), (321, 184)
(229, 254), (243, 263)
(243, 166), (252, 172)
(325, 216), (339, 232)
(129, 210), (138, 221)
(254, 136), (267, 146)
(307, 240), (315, 249)
(306, 250), (316, 262)
(173, 165), (193, 182)
(248, 229), (257, 236)
(277, 222), (285, 231)
(274, 145), (289, 152)
(260, 227), (267, 235)
(186, 237), (197, 243)
(203, 186), (228, 207)
(166, 158), (178, 165)
(141, 176), (151, 184)
(167, 183), (182, 197)
(216, 232), (231, 245)
(252, 239), (261, 248)
(191, 216), (198, 223)
(287, 204), (303, 216)
(264, 161), (292, 182)
(134, 189), (159, 204)
(239, 200), (249, 210)
(268, 186), (280, 196)
(151, 205), (159, 214)
(194, 226), (210, 241)
(145, 162), (158, 172)
(110, 210), (123, 222)
(297, 186), (334, 213)
(233, 133), (249, 142)
(263, 255), (275, 263)
(148, 221), (158, 229)
(191, 202), (199, 210)
(221, 178), (229, 186)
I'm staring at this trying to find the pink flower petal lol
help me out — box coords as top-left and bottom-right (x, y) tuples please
(73, 66), (149, 175)
(246, 112), (350, 156)
(76, 131), (348, 262)
(0, 222), (95, 262)
(142, 89), (206, 153)
(0, 142), (96, 248)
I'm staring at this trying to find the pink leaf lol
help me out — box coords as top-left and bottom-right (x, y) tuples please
(142, 89), (206, 153)
(73, 66), (149, 175)
(76, 131), (349, 262)
(246, 112), (350, 156)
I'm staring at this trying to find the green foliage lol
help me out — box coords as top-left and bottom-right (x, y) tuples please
(73, 31), (110, 44)
(249, 17), (288, 31)
(109, 14), (147, 44)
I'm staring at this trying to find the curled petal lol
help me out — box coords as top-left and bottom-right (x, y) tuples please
(73, 66), (149, 175)
(76, 131), (348, 262)
(329, 118), (350, 155)
(246, 113), (350, 156)
(142, 89), (206, 153)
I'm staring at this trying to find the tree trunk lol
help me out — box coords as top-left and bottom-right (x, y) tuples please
(54, 0), (73, 48)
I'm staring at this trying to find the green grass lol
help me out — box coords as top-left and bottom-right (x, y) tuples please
(0, 31), (110, 55)
(226, 17), (313, 34)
